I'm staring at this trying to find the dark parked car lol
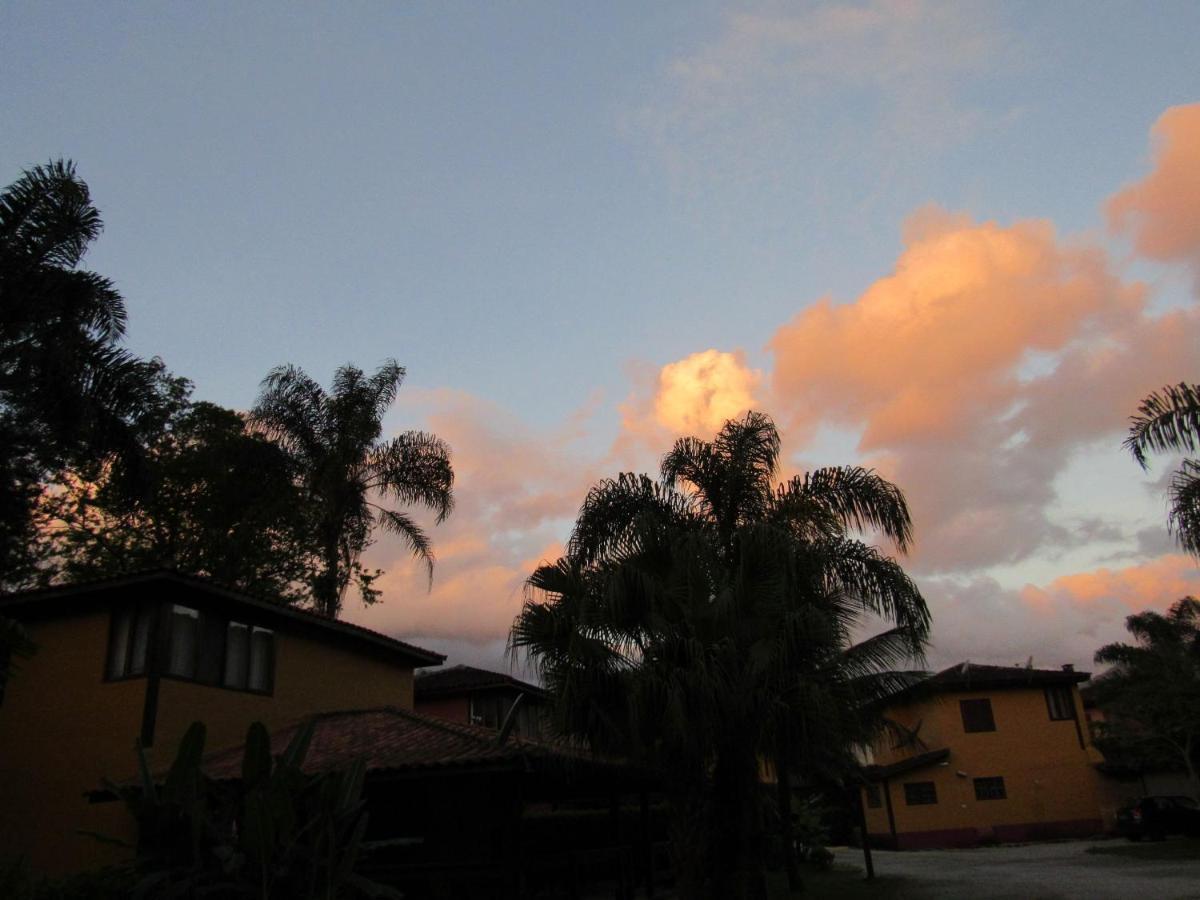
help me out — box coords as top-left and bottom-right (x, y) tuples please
(1115, 795), (1200, 840)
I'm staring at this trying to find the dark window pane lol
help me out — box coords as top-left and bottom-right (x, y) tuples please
(866, 784), (882, 809)
(107, 607), (133, 678)
(224, 622), (249, 689)
(904, 782), (937, 805)
(960, 698), (995, 733)
(248, 628), (273, 692)
(1045, 686), (1074, 720)
(196, 613), (227, 685)
(166, 606), (199, 678)
(128, 605), (153, 675)
(974, 776), (1006, 800)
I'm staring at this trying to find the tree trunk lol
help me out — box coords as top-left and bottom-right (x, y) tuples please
(775, 758), (800, 892)
(710, 746), (767, 900)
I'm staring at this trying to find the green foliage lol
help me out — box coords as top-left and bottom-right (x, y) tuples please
(250, 361), (454, 618)
(1093, 597), (1200, 798)
(0, 161), (163, 587)
(43, 380), (316, 605)
(0, 858), (136, 900)
(107, 720), (400, 900)
(511, 412), (928, 900)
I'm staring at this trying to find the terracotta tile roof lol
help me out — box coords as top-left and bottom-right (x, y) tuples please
(199, 707), (608, 780)
(0, 569), (444, 667)
(414, 664), (547, 700)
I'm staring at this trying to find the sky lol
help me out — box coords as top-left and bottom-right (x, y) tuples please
(4, 1), (1200, 677)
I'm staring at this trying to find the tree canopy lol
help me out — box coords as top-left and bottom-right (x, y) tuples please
(511, 412), (928, 899)
(250, 361), (454, 618)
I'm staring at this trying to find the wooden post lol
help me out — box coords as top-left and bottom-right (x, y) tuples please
(855, 785), (875, 881)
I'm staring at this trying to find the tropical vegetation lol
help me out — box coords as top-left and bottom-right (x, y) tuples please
(1126, 382), (1200, 556)
(250, 361), (454, 618)
(1092, 596), (1200, 800)
(510, 412), (929, 899)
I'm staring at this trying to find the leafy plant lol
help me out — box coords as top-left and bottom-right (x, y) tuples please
(107, 720), (400, 899)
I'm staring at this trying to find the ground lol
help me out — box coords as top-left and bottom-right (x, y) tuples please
(816, 838), (1200, 900)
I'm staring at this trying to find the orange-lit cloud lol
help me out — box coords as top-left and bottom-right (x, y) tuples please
(922, 554), (1200, 671)
(764, 204), (1200, 571)
(346, 390), (597, 645)
(1108, 103), (1200, 265)
(654, 348), (761, 437)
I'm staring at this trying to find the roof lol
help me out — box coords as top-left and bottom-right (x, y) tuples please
(0, 569), (445, 668)
(862, 748), (951, 782)
(198, 706), (615, 780)
(884, 661), (1089, 706)
(414, 664), (547, 700)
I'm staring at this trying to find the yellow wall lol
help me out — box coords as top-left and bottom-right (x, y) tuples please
(862, 685), (1123, 845)
(0, 607), (417, 876)
(149, 628), (414, 768)
(0, 612), (146, 873)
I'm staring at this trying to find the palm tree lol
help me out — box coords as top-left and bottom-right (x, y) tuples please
(511, 412), (927, 899)
(0, 160), (160, 585)
(250, 361), (453, 618)
(1093, 597), (1200, 800)
(1126, 383), (1200, 555)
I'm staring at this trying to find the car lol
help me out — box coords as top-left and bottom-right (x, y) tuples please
(1115, 795), (1200, 841)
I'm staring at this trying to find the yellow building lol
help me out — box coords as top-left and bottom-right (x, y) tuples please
(0, 570), (443, 875)
(861, 662), (1122, 849)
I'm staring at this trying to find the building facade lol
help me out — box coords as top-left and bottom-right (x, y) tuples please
(414, 663), (550, 739)
(861, 663), (1123, 849)
(0, 570), (443, 874)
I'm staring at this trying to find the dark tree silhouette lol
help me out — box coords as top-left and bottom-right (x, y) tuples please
(1093, 597), (1200, 800)
(511, 412), (927, 899)
(251, 361), (454, 618)
(46, 374), (314, 605)
(0, 160), (160, 586)
(1127, 383), (1200, 555)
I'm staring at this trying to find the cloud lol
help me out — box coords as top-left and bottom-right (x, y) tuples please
(1108, 103), (1200, 267)
(762, 205), (1200, 572)
(634, 0), (1018, 188)
(345, 390), (598, 647)
(922, 554), (1200, 671)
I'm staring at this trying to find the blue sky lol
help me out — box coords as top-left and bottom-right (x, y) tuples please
(5, 2), (1200, 671)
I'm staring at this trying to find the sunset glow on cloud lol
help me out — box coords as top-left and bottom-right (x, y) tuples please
(1108, 103), (1200, 266)
(351, 99), (1200, 673)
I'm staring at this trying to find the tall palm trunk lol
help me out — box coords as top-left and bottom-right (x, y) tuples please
(710, 743), (767, 900)
(775, 755), (800, 891)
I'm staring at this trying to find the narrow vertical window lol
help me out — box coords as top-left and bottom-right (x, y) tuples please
(224, 622), (250, 689)
(1045, 686), (1074, 720)
(107, 607), (133, 678)
(960, 698), (996, 733)
(247, 627), (273, 692)
(166, 605), (200, 678)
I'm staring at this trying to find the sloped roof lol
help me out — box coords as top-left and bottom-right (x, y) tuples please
(862, 748), (951, 782)
(198, 706), (612, 780)
(414, 664), (547, 700)
(885, 661), (1088, 705)
(0, 569), (444, 667)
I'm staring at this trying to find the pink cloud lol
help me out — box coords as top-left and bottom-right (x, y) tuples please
(1108, 103), (1200, 266)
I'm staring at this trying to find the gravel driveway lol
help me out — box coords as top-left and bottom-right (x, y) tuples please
(832, 839), (1200, 900)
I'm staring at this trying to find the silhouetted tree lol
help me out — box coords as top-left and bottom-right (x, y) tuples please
(1093, 597), (1200, 800)
(0, 160), (160, 586)
(510, 412), (927, 899)
(45, 374), (315, 604)
(1127, 383), (1200, 555)
(251, 361), (454, 618)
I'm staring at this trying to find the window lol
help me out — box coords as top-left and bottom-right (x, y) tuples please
(960, 698), (996, 733)
(865, 784), (882, 809)
(904, 781), (937, 806)
(166, 605), (200, 678)
(107, 603), (155, 678)
(974, 776), (1007, 800)
(469, 693), (510, 729)
(108, 603), (274, 693)
(1045, 686), (1074, 721)
(222, 622), (273, 692)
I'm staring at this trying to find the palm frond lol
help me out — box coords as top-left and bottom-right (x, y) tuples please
(367, 431), (454, 522)
(1126, 383), (1200, 469)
